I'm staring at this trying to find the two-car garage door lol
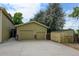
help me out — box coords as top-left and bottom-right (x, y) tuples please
(20, 30), (46, 40)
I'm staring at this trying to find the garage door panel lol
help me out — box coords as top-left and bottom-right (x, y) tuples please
(20, 30), (33, 40)
(37, 32), (46, 40)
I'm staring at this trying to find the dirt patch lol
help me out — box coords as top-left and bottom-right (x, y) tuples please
(64, 43), (79, 50)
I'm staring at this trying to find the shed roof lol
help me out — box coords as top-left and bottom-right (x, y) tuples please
(15, 21), (49, 29)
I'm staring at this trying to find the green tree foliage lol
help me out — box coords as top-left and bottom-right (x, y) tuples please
(45, 3), (65, 31)
(69, 7), (79, 30)
(31, 10), (45, 24)
(13, 12), (23, 25)
(77, 30), (79, 34)
(69, 7), (79, 19)
(30, 3), (65, 32)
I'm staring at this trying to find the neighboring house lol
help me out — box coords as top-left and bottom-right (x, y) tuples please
(16, 21), (49, 40)
(0, 7), (15, 43)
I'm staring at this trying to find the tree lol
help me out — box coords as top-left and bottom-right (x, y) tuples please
(46, 3), (65, 31)
(69, 7), (79, 29)
(30, 3), (65, 32)
(30, 10), (45, 24)
(13, 12), (23, 25)
(69, 7), (79, 19)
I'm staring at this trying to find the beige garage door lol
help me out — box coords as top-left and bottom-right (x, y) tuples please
(20, 30), (34, 40)
(36, 32), (46, 40)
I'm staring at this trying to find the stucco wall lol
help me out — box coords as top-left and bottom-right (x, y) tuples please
(0, 10), (2, 42)
(17, 23), (47, 32)
(17, 22), (47, 40)
(2, 12), (15, 42)
(51, 30), (74, 43)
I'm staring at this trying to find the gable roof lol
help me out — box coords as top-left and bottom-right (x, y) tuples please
(15, 21), (49, 29)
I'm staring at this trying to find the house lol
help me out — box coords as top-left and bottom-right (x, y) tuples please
(16, 21), (49, 40)
(0, 7), (15, 43)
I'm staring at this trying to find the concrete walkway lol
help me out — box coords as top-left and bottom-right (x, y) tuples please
(0, 39), (79, 56)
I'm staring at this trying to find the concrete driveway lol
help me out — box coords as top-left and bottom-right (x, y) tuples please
(0, 38), (79, 56)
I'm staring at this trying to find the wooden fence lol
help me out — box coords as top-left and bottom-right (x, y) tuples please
(51, 30), (74, 43)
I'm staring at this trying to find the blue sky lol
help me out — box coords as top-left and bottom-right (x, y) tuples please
(0, 3), (79, 30)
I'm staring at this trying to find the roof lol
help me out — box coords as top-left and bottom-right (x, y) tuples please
(15, 21), (49, 29)
(0, 7), (14, 25)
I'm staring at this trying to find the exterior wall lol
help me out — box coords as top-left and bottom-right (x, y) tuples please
(2, 12), (15, 42)
(51, 30), (74, 43)
(17, 22), (47, 40)
(0, 10), (2, 42)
